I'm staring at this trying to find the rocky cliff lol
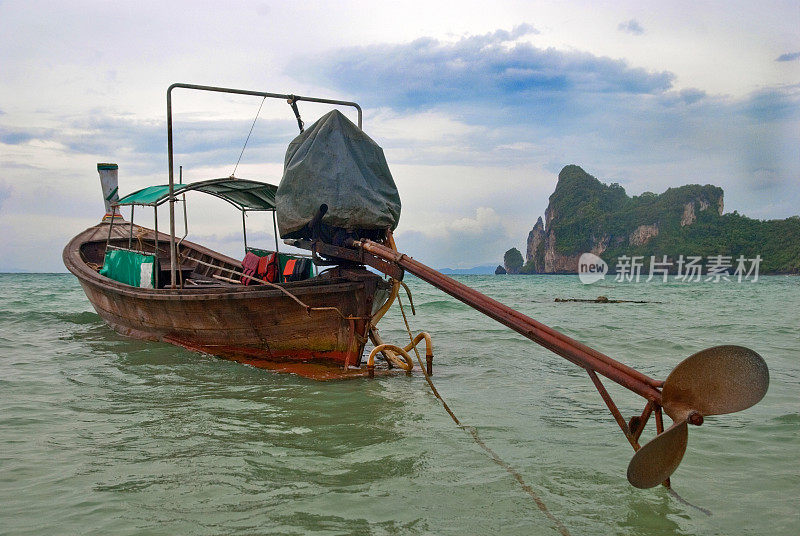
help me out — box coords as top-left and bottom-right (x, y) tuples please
(508, 165), (800, 275)
(521, 166), (724, 273)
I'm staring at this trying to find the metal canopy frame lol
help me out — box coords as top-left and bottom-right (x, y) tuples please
(115, 177), (278, 211)
(110, 176), (282, 280)
(163, 83), (364, 288)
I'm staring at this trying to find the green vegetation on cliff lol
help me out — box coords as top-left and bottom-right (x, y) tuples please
(550, 165), (723, 253)
(626, 209), (800, 274)
(503, 247), (524, 274)
(513, 165), (800, 274)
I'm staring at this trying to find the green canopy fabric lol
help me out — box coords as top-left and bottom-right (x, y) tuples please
(116, 178), (278, 211)
(117, 185), (172, 206)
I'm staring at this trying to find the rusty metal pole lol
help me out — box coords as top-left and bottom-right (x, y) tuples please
(351, 239), (663, 403)
(166, 86), (177, 288)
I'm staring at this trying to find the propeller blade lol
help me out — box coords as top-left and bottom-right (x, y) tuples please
(627, 420), (688, 489)
(661, 345), (769, 421)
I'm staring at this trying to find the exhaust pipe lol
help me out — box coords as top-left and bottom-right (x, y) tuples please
(97, 163), (124, 222)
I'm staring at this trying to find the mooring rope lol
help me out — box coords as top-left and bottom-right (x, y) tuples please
(395, 294), (572, 536)
(668, 488), (712, 516)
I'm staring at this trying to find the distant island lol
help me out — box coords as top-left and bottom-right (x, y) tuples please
(438, 264), (497, 275)
(500, 165), (800, 275)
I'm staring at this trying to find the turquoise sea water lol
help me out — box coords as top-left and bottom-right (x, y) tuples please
(0, 272), (797, 535)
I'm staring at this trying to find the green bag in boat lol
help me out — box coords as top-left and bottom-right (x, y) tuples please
(99, 249), (156, 288)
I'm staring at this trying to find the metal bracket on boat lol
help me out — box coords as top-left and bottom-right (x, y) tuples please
(287, 95), (305, 132)
(285, 206), (405, 279)
(306, 240), (404, 281)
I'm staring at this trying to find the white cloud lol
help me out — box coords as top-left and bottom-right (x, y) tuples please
(617, 19), (645, 35)
(448, 206), (502, 234)
(368, 108), (483, 143)
(394, 207), (520, 269)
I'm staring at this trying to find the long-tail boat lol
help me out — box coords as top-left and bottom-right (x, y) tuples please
(63, 84), (403, 379)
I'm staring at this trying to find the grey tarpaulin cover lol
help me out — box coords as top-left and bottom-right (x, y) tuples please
(276, 109), (401, 239)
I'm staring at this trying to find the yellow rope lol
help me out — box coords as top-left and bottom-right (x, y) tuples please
(367, 232), (409, 368)
(367, 332), (432, 372)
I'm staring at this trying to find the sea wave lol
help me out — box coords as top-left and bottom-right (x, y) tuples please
(0, 310), (102, 326)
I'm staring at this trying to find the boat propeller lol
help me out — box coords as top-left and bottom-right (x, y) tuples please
(627, 345), (769, 488)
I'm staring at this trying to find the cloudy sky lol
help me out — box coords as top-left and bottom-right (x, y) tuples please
(1, 1), (798, 271)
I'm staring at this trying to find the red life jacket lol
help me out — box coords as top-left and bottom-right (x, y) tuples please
(241, 252), (260, 285)
(260, 253), (279, 283)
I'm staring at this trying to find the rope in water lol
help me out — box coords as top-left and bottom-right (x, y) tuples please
(394, 294), (572, 536)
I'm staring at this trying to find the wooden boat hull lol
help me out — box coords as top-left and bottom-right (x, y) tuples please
(64, 223), (391, 377)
